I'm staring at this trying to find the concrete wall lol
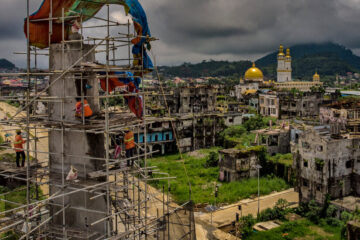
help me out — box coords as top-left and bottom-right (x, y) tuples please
(48, 42), (108, 238)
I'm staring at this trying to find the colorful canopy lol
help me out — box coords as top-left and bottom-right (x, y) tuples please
(25, 0), (153, 71)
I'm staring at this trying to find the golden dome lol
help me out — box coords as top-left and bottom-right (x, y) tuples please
(313, 72), (320, 82)
(245, 62), (264, 80)
(278, 44), (285, 56)
(286, 48), (291, 57)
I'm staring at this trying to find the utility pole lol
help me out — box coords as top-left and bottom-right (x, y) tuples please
(255, 164), (262, 217)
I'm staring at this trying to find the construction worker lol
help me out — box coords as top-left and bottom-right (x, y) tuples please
(75, 98), (93, 119)
(124, 129), (136, 167)
(14, 129), (26, 168)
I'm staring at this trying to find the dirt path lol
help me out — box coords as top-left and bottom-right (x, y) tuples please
(197, 188), (298, 229)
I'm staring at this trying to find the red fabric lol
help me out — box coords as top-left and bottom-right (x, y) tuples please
(125, 95), (143, 119)
(24, 0), (76, 48)
(99, 74), (142, 119)
(99, 76), (136, 93)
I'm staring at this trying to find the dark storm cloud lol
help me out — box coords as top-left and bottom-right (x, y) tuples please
(141, 0), (360, 62)
(1, 0), (360, 67)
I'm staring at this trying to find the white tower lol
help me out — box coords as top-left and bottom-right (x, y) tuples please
(277, 45), (292, 82)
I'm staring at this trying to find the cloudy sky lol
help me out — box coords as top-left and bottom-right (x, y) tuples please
(2, 0), (360, 68)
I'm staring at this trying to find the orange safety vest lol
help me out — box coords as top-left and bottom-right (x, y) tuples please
(75, 99), (93, 118)
(14, 134), (25, 152)
(124, 131), (135, 150)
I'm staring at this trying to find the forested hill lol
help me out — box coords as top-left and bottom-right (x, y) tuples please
(159, 43), (360, 81)
(159, 60), (252, 78)
(0, 59), (16, 69)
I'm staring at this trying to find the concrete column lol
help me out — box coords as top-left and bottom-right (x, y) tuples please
(48, 41), (108, 238)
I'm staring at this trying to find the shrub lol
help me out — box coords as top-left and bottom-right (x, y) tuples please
(239, 214), (257, 238)
(205, 151), (218, 168)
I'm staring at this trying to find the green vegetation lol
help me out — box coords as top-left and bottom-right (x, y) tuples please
(0, 185), (44, 212)
(247, 219), (343, 240)
(148, 149), (289, 204)
(218, 115), (276, 148)
(268, 153), (293, 167)
(239, 198), (360, 240)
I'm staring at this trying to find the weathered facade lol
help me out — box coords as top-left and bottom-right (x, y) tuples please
(259, 92), (280, 118)
(253, 125), (290, 156)
(320, 99), (360, 136)
(259, 91), (324, 119)
(291, 125), (360, 203)
(278, 92), (324, 119)
(219, 148), (259, 182)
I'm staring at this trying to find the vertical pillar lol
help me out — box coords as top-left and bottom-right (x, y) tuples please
(48, 42), (108, 238)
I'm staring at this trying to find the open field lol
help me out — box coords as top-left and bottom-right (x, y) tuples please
(148, 148), (290, 204)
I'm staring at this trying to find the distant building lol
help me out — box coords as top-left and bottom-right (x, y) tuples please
(253, 125), (291, 156)
(259, 92), (280, 118)
(275, 72), (323, 92)
(277, 45), (292, 83)
(219, 148), (259, 182)
(320, 98), (360, 136)
(259, 91), (324, 119)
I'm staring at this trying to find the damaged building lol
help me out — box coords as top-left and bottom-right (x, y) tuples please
(291, 125), (360, 203)
(253, 124), (291, 156)
(259, 91), (324, 119)
(320, 98), (360, 136)
(219, 148), (260, 182)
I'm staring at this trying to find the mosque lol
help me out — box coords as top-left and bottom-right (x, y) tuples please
(242, 44), (323, 92)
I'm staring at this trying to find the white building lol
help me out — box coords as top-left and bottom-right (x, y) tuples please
(277, 45), (292, 82)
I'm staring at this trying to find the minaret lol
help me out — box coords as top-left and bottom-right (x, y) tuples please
(277, 45), (292, 82)
(313, 72), (320, 82)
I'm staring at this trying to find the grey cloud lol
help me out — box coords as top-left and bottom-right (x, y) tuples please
(1, 0), (360, 67)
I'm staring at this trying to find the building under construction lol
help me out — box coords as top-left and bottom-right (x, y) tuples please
(0, 0), (195, 239)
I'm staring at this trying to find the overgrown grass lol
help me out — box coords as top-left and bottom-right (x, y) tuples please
(0, 185), (44, 212)
(247, 219), (343, 240)
(148, 148), (289, 204)
(268, 153), (293, 167)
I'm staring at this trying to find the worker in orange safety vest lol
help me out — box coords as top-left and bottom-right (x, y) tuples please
(14, 129), (26, 167)
(75, 98), (93, 119)
(124, 129), (136, 167)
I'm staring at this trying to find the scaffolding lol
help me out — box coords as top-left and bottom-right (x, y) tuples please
(0, 1), (195, 239)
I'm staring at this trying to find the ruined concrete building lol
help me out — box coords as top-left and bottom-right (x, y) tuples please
(279, 91), (324, 119)
(291, 125), (360, 203)
(259, 92), (279, 118)
(142, 85), (252, 154)
(259, 91), (324, 119)
(320, 98), (360, 136)
(219, 148), (259, 182)
(253, 125), (291, 156)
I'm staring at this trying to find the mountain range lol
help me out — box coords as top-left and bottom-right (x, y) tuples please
(0, 58), (16, 69)
(159, 42), (360, 81)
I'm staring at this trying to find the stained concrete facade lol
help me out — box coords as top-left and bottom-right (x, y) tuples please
(219, 148), (259, 182)
(278, 92), (324, 119)
(291, 125), (360, 204)
(259, 91), (324, 119)
(320, 100), (360, 136)
(48, 41), (108, 238)
(253, 126), (291, 156)
(259, 93), (279, 118)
